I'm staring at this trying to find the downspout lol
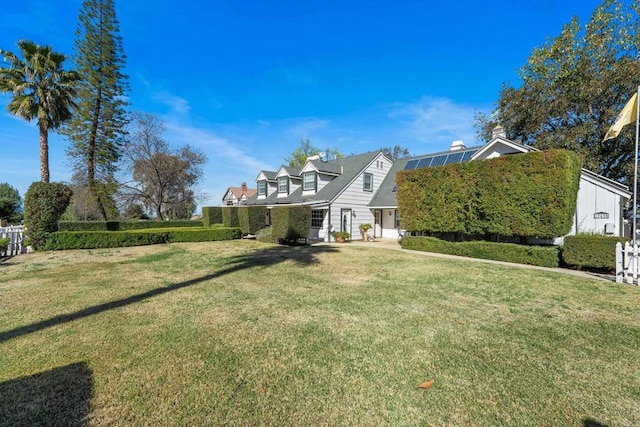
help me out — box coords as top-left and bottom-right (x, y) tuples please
(327, 206), (332, 242)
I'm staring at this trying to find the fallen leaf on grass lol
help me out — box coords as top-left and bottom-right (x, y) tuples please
(417, 380), (434, 389)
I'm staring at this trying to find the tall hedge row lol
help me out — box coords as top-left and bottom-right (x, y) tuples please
(238, 206), (267, 234)
(24, 182), (73, 249)
(222, 206), (240, 227)
(397, 149), (582, 238)
(202, 207), (223, 227)
(59, 220), (202, 231)
(271, 206), (311, 242)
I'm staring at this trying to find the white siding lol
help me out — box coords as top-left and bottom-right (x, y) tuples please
(328, 153), (392, 240)
(571, 176), (624, 236)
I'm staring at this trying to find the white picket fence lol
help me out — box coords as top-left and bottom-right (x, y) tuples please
(0, 226), (25, 256)
(615, 241), (640, 285)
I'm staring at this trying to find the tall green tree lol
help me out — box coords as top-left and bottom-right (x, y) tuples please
(284, 137), (343, 168)
(63, 0), (129, 220)
(0, 40), (79, 182)
(475, 0), (640, 184)
(0, 183), (22, 223)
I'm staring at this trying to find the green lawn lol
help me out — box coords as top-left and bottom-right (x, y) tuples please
(1, 240), (638, 426)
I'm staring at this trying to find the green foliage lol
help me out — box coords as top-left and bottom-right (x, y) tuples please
(270, 206), (312, 242)
(0, 183), (21, 222)
(0, 237), (9, 255)
(255, 227), (278, 243)
(24, 182), (73, 249)
(332, 231), (350, 240)
(562, 234), (628, 270)
(284, 137), (343, 167)
(238, 206), (267, 234)
(59, 220), (203, 231)
(358, 223), (372, 231)
(0, 40), (80, 182)
(397, 149), (582, 239)
(475, 0), (640, 185)
(63, 0), (129, 219)
(202, 206), (223, 227)
(222, 206), (240, 227)
(401, 236), (560, 268)
(43, 227), (241, 250)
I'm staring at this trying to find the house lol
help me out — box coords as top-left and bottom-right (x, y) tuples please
(222, 182), (257, 206)
(248, 151), (393, 241)
(371, 125), (631, 241)
(247, 127), (631, 242)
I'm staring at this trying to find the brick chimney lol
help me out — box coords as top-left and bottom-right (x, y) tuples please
(241, 182), (247, 193)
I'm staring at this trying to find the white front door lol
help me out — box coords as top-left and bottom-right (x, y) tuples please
(374, 210), (382, 238)
(341, 209), (352, 239)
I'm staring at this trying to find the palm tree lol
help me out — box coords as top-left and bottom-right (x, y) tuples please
(0, 40), (80, 182)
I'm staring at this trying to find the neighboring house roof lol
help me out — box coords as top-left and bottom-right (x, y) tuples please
(222, 182), (257, 202)
(247, 151), (382, 206)
(369, 145), (482, 208)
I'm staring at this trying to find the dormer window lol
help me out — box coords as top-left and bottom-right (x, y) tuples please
(303, 171), (317, 192)
(257, 180), (267, 196)
(278, 176), (289, 194)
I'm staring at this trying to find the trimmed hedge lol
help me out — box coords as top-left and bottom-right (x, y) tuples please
(397, 149), (582, 238)
(222, 207), (240, 227)
(401, 236), (560, 268)
(59, 220), (203, 231)
(271, 206), (311, 242)
(238, 206), (267, 234)
(24, 182), (73, 249)
(202, 207), (223, 227)
(43, 227), (242, 250)
(0, 237), (9, 256)
(562, 235), (628, 271)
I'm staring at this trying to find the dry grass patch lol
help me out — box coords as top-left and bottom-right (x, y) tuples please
(0, 240), (639, 426)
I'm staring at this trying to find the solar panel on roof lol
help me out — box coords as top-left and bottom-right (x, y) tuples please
(445, 152), (464, 164)
(404, 159), (419, 170)
(417, 157), (433, 168)
(430, 155), (447, 167)
(462, 150), (477, 161)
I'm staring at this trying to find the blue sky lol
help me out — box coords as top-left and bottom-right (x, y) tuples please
(1, 0), (602, 208)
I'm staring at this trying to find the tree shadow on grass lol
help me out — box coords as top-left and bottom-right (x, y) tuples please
(583, 418), (609, 427)
(0, 362), (92, 427)
(0, 244), (339, 344)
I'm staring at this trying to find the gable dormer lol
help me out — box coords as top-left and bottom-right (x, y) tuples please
(275, 166), (301, 197)
(299, 160), (342, 195)
(256, 170), (277, 199)
(471, 132), (535, 161)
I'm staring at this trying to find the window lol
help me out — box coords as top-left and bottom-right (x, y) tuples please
(363, 173), (373, 192)
(311, 209), (324, 227)
(303, 171), (317, 192)
(278, 176), (289, 194)
(226, 199), (234, 206)
(257, 180), (267, 196)
(395, 210), (401, 228)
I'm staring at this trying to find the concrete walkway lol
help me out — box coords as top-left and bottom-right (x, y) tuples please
(315, 238), (616, 283)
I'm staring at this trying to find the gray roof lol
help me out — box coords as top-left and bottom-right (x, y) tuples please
(247, 151), (382, 206)
(258, 170), (277, 181)
(308, 160), (343, 175)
